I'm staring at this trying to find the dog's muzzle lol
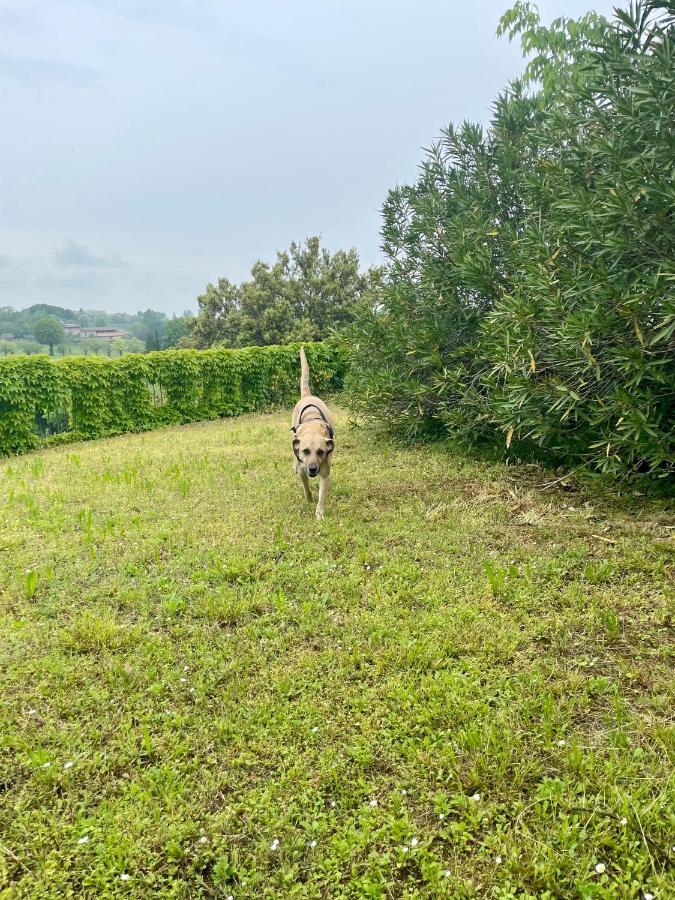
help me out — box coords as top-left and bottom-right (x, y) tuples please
(307, 465), (319, 478)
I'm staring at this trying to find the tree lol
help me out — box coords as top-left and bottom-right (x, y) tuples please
(344, 1), (674, 481)
(165, 314), (192, 348)
(129, 309), (167, 350)
(184, 237), (378, 349)
(78, 338), (108, 357)
(32, 316), (65, 356)
(112, 335), (145, 356)
(485, 0), (675, 478)
(0, 338), (47, 356)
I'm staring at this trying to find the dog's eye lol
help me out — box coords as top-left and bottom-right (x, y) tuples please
(317, 449), (324, 456)
(303, 448), (310, 456)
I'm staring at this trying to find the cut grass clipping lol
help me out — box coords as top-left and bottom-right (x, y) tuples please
(1, 410), (673, 898)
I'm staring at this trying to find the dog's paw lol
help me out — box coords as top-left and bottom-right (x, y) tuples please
(305, 493), (314, 503)
(315, 508), (324, 520)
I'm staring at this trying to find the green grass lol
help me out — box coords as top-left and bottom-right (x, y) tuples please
(1, 410), (673, 898)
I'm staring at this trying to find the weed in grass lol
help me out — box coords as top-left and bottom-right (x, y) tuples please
(76, 507), (95, 560)
(176, 475), (190, 497)
(482, 558), (518, 598)
(599, 607), (622, 642)
(583, 559), (616, 584)
(61, 609), (139, 653)
(23, 568), (39, 599)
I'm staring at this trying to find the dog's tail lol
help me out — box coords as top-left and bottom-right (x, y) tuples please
(300, 347), (310, 397)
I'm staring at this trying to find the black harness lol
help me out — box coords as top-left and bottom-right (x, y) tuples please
(291, 404), (334, 462)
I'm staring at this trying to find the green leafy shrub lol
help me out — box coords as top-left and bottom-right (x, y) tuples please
(344, 1), (674, 483)
(0, 342), (344, 457)
(485, 0), (675, 478)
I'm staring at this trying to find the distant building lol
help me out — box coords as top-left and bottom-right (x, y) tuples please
(81, 327), (127, 338)
(61, 323), (127, 339)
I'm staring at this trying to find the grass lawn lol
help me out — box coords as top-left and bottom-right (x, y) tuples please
(1, 409), (673, 898)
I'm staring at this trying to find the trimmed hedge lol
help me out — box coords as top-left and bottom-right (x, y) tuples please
(0, 342), (345, 457)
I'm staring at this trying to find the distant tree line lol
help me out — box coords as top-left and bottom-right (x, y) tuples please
(1, 230), (381, 358)
(0, 305), (192, 356)
(0, 234), (378, 358)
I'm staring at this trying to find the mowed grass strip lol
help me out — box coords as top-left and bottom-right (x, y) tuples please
(0, 411), (673, 898)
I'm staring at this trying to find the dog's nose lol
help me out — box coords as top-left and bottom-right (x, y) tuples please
(308, 465), (319, 477)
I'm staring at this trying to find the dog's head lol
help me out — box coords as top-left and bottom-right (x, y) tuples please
(293, 423), (333, 478)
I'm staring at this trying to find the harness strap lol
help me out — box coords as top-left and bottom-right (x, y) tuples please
(290, 403), (334, 440)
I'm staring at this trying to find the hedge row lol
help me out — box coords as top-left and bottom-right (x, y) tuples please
(0, 342), (345, 457)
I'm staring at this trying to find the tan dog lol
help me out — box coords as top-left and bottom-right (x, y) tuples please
(291, 348), (334, 520)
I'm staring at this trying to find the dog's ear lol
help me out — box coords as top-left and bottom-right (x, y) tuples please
(326, 438), (334, 454)
(293, 437), (300, 457)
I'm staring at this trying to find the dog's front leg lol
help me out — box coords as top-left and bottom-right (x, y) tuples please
(299, 469), (313, 503)
(316, 473), (329, 520)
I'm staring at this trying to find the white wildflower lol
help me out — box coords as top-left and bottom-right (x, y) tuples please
(557, 739), (566, 746)
(643, 893), (654, 900)
(77, 836), (89, 845)
(443, 869), (451, 878)
(369, 799), (378, 807)
(311, 726), (318, 733)
(41, 762), (51, 769)
(64, 761), (74, 770)
(330, 800), (336, 808)
(198, 836), (208, 844)
(180, 677), (187, 683)
(402, 845), (409, 853)
(470, 792), (480, 802)
(401, 789), (407, 796)
(270, 838), (279, 851)
(595, 863), (606, 874)
(620, 817), (628, 826)
(309, 840), (317, 849)
(28, 708), (37, 715)
(438, 813), (446, 821)
(410, 837), (418, 847)
(119, 873), (131, 881)
(495, 855), (503, 864)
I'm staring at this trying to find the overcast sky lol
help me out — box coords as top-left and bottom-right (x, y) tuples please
(1, 0), (619, 315)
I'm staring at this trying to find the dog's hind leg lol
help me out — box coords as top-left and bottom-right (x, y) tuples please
(299, 470), (313, 503)
(316, 473), (329, 520)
